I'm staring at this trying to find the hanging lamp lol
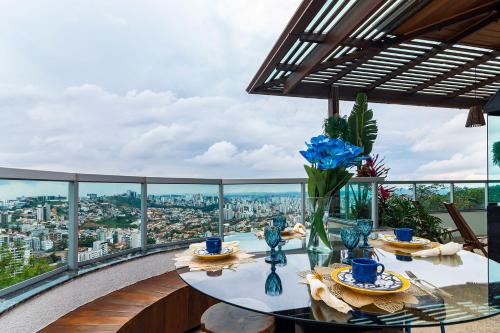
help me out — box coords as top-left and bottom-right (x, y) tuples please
(465, 66), (485, 127)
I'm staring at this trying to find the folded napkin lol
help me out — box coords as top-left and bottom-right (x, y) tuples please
(412, 242), (462, 257)
(293, 223), (306, 236)
(306, 274), (352, 313)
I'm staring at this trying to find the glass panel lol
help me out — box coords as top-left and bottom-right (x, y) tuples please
(0, 180), (68, 289)
(416, 183), (451, 212)
(346, 182), (373, 220)
(390, 183), (414, 199)
(453, 183), (485, 210)
(222, 184), (302, 251)
(78, 183), (141, 262)
(147, 184), (219, 245)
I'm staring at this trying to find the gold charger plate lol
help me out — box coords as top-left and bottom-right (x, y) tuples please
(192, 245), (239, 260)
(380, 235), (431, 248)
(331, 267), (411, 296)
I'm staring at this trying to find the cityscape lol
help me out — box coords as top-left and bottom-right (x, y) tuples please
(0, 183), (302, 288)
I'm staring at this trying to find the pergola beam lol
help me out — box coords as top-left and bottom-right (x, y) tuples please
(246, 0), (327, 93)
(396, 1), (500, 42)
(364, 9), (500, 92)
(278, 82), (489, 109)
(407, 51), (500, 94)
(283, 0), (385, 95)
(448, 74), (500, 99)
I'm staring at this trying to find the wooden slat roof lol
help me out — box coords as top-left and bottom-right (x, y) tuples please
(247, 0), (500, 109)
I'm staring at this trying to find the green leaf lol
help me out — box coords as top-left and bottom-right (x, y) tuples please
(347, 92), (378, 155)
(493, 141), (500, 167)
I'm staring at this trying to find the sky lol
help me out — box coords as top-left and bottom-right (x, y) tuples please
(0, 0), (489, 184)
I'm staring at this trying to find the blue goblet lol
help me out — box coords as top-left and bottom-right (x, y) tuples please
(340, 227), (360, 264)
(264, 226), (281, 263)
(357, 219), (373, 248)
(265, 262), (283, 296)
(273, 216), (287, 231)
(275, 246), (287, 266)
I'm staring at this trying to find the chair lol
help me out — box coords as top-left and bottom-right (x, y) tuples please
(443, 202), (488, 256)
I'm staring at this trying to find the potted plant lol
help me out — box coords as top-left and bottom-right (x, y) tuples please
(300, 135), (365, 252)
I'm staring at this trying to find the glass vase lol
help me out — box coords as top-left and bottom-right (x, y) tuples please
(307, 196), (333, 253)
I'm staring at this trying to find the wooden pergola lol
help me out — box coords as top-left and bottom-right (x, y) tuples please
(247, 0), (500, 113)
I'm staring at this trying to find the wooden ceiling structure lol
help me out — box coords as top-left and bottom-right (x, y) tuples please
(247, 0), (500, 109)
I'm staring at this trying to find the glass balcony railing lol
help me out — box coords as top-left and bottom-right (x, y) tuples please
(0, 167), (490, 306)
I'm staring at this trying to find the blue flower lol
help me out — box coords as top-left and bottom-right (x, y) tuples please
(300, 135), (365, 170)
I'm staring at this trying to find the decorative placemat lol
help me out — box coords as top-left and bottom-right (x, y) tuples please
(299, 264), (424, 313)
(175, 241), (255, 272)
(370, 237), (439, 255)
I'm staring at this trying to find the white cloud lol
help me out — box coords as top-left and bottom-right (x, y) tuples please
(0, 0), (489, 182)
(192, 141), (238, 165)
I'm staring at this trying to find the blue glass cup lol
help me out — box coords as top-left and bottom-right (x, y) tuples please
(357, 219), (373, 248)
(352, 258), (385, 284)
(264, 226), (281, 263)
(394, 228), (413, 242)
(205, 237), (222, 254)
(265, 262), (283, 296)
(273, 216), (287, 231)
(340, 227), (360, 264)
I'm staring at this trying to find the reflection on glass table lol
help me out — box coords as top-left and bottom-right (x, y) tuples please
(178, 238), (500, 330)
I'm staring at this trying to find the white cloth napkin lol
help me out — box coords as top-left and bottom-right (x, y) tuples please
(293, 223), (306, 236)
(412, 242), (463, 257)
(306, 274), (352, 313)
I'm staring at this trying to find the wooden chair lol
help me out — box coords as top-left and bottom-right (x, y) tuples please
(443, 202), (488, 256)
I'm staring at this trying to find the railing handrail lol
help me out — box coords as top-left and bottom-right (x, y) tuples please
(0, 166), (492, 185)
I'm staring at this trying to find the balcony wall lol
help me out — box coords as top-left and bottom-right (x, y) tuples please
(0, 249), (180, 333)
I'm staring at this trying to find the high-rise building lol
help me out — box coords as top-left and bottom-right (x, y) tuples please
(129, 230), (141, 248)
(36, 205), (44, 222)
(31, 237), (41, 251)
(36, 203), (51, 222)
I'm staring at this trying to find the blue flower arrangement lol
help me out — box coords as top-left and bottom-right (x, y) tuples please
(300, 135), (365, 170)
(300, 135), (366, 251)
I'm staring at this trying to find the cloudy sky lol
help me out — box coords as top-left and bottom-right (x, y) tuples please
(0, 0), (488, 181)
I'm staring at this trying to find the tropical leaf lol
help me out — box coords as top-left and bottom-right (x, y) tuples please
(347, 93), (378, 155)
(493, 141), (500, 167)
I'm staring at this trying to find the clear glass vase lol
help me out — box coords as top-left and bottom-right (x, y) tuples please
(306, 196), (333, 253)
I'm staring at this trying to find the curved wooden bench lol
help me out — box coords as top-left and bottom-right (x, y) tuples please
(38, 271), (217, 333)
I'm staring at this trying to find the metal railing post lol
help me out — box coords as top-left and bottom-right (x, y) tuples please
(141, 181), (147, 253)
(68, 179), (79, 272)
(412, 183), (417, 201)
(300, 183), (306, 225)
(219, 183), (224, 240)
(450, 182), (455, 203)
(485, 181), (489, 208)
(371, 180), (379, 228)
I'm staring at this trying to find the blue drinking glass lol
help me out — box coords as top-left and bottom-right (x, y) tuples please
(275, 246), (287, 266)
(357, 219), (373, 248)
(273, 216), (287, 231)
(264, 226), (281, 263)
(265, 262), (283, 296)
(340, 227), (360, 264)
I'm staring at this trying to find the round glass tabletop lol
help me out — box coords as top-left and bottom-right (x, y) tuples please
(177, 240), (500, 329)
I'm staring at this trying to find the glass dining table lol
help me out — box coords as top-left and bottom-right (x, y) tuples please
(177, 238), (500, 332)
